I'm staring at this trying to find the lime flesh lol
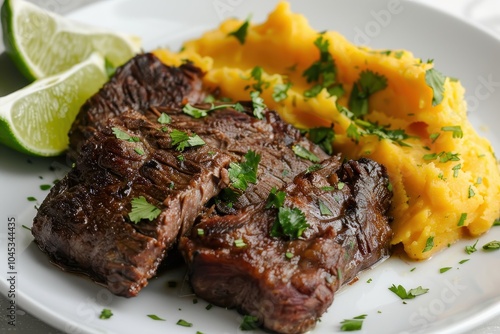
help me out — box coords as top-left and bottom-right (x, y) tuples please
(0, 53), (108, 156)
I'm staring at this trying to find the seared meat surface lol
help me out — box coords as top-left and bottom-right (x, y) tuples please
(180, 157), (393, 334)
(68, 53), (206, 160)
(32, 111), (232, 297)
(158, 104), (328, 212)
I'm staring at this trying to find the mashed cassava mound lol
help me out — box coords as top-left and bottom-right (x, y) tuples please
(154, 2), (500, 260)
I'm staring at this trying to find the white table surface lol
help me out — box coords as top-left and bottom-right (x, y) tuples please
(1, 0), (500, 333)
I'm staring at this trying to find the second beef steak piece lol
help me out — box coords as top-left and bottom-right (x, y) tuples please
(180, 157), (393, 334)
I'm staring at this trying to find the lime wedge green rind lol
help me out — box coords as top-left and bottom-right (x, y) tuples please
(1, 0), (141, 81)
(0, 53), (108, 156)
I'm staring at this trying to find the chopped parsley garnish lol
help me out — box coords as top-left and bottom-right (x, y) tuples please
(234, 239), (247, 248)
(482, 240), (500, 250)
(169, 129), (206, 151)
(40, 184), (51, 191)
(441, 126), (463, 138)
(228, 16), (250, 44)
(340, 314), (366, 331)
(27, 196), (37, 202)
(457, 213), (467, 227)
(129, 196), (161, 224)
(308, 127), (334, 154)
(341, 108), (411, 146)
(112, 127), (139, 142)
(22, 225), (31, 231)
(147, 314), (165, 321)
(348, 70), (388, 117)
(423, 236), (434, 252)
(425, 68), (446, 106)
(430, 132), (440, 143)
(452, 164), (461, 178)
(321, 186), (336, 191)
(353, 119), (412, 147)
(305, 164), (323, 174)
(439, 267), (452, 274)
(319, 200), (333, 216)
(157, 113), (171, 124)
(292, 145), (320, 162)
(240, 315), (260, 331)
(465, 240), (478, 254)
(389, 284), (429, 300)
(176, 319), (193, 327)
(302, 34), (338, 98)
(228, 150), (261, 191)
(205, 304), (213, 310)
(183, 104), (209, 118)
(250, 91), (266, 119)
(468, 185), (476, 198)
(182, 102), (240, 118)
(423, 151), (460, 163)
(270, 207), (309, 239)
(99, 308), (113, 319)
(134, 147), (144, 155)
(265, 187), (286, 209)
(273, 82), (292, 102)
(248, 66), (270, 93)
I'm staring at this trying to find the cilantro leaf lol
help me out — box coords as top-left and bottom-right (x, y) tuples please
(348, 70), (388, 117)
(308, 127), (334, 155)
(112, 127), (139, 142)
(129, 196), (161, 224)
(157, 113), (171, 124)
(389, 284), (429, 300)
(176, 319), (193, 327)
(441, 125), (463, 139)
(183, 104), (209, 118)
(340, 314), (366, 331)
(240, 315), (260, 331)
(250, 91), (266, 119)
(228, 150), (261, 191)
(271, 207), (309, 239)
(147, 314), (166, 321)
(319, 200), (333, 216)
(465, 240), (478, 254)
(292, 145), (320, 162)
(169, 129), (205, 151)
(228, 16), (250, 44)
(272, 82), (292, 102)
(482, 240), (500, 250)
(265, 187), (286, 209)
(99, 309), (113, 320)
(458, 213), (467, 226)
(249, 66), (270, 93)
(425, 68), (446, 106)
(422, 236), (434, 252)
(302, 34), (337, 98)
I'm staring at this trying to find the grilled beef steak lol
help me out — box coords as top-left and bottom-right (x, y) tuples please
(68, 53), (206, 160)
(154, 104), (329, 212)
(180, 157), (393, 334)
(32, 111), (232, 297)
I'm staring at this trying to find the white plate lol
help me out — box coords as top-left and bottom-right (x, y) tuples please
(1, 0), (500, 333)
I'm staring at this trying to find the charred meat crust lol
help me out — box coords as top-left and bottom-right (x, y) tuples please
(32, 111), (232, 297)
(180, 157), (392, 334)
(68, 53), (206, 160)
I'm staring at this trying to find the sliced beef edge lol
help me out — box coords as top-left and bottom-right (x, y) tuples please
(32, 110), (233, 297)
(180, 157), (393, 334)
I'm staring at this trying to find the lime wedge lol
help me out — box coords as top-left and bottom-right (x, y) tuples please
(0, 53), (108, 156)
(1, 0), (141, 80)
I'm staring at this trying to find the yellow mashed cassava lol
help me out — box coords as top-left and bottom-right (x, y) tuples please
(154, 2), (500, 260)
